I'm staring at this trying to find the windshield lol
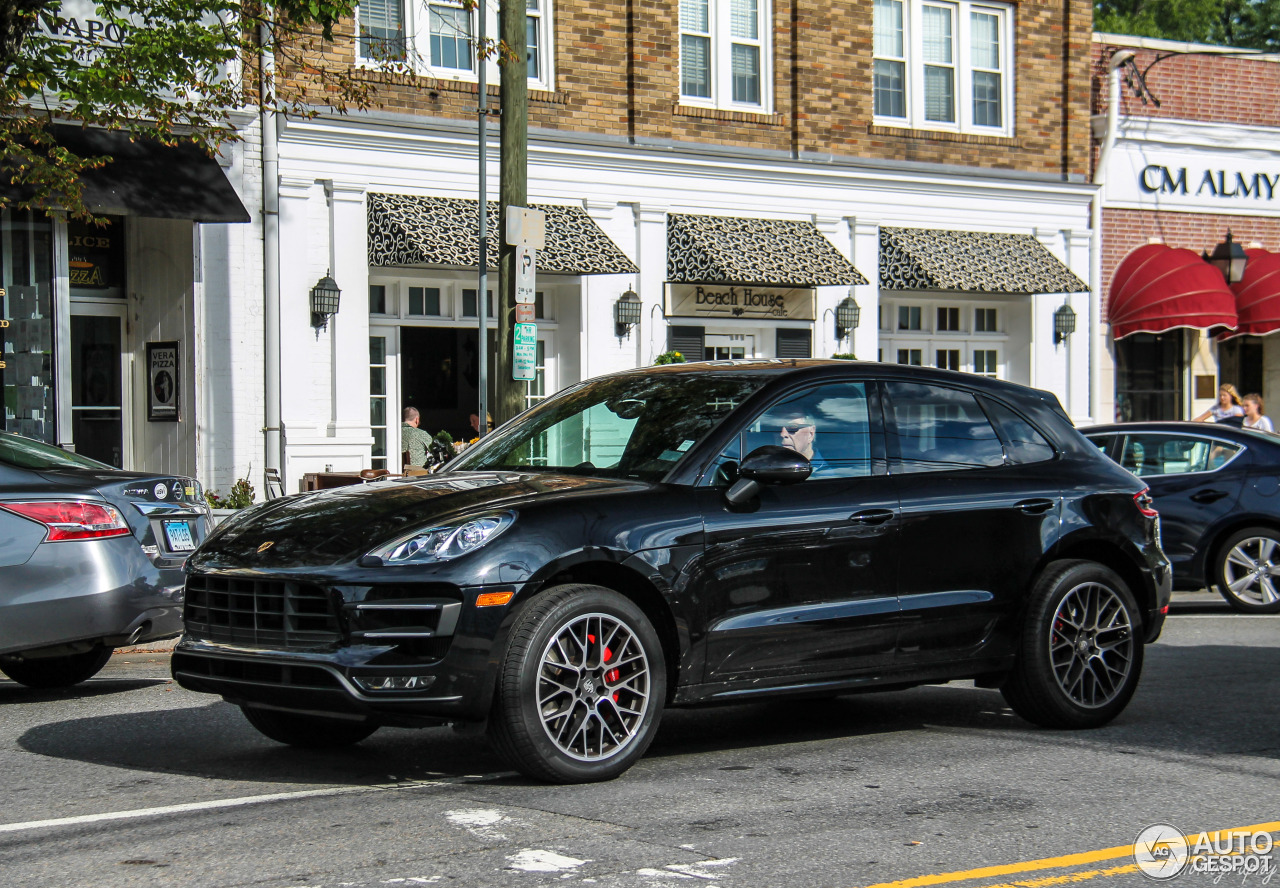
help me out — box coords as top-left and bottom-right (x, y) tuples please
(0, 431), (114, 471)
(447, 372), (768, 481)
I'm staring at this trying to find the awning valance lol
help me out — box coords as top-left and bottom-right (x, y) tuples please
(1108, 244), (1238, 340)
(879, 227), (1089, 293)
(367, 193), (637, 275)
(666, 213), (867, 287)
(1223, 249), (1280, 340)
(3, 124), (250, 223)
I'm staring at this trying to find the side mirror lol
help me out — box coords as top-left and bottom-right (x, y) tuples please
(725, 445), (812, 505)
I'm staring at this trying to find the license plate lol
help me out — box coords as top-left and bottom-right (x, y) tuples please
(162, 520), (196, 552)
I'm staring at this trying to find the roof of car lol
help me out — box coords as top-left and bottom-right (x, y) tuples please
(1083, 421), (1280, 445)
(609, 358), (1060, 402)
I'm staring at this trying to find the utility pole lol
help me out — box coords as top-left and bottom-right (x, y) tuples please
(475, 0), (489, 438)
(496, 0), (528, 424)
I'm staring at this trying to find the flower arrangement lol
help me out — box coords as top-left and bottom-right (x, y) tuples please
(654, 350), (685, 365)
(205, 474), (255, 509)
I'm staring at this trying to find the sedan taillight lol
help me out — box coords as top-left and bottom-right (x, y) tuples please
(1134, 488), (1158, 518)
(0, 501), (132, 541)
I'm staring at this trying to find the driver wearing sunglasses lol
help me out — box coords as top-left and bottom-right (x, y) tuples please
(777, 410), (828, 474)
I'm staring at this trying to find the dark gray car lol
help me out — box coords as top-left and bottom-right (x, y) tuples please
(0, 431), (211, 688)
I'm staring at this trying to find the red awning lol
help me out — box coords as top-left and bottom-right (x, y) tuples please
(1108, 244), (1237, 340)
(1222, 249), (1280, 340)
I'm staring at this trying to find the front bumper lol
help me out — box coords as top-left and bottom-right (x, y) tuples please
(0, 535), (185, 657)
(171, 580), (520, 725)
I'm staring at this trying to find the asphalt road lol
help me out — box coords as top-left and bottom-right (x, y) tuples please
(1, 593), (1276, 888)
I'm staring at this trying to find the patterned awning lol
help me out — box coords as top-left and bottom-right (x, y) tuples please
(368, 193), (637, 275)
(667, 213), (867, 287)
(880, 227), (1089, 293)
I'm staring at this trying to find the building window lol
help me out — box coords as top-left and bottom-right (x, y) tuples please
(936, 306), (960, 331)
(936, 348), (960, 370)
(369, 284), (388, 314)
(358, 0), (407, 60)
(973, 349), (998, 377)
(898, 305), (922, 330)
(370, 336), (389, 470)
(974, 307), (997, 332)
(408, 286), (442, 317)
(679, 0), (770, 111)
(873, 0), (1012, 134)
(358, 0), (553, 89)
(897, 348), (923, 365)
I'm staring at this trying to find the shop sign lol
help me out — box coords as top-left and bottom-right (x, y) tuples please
(39, 0), (132, 45)
(513, 323), (537, 381)
(665, 284), (816, 321)
(146, 341), (180, 422)
(1109, 141), (1280, 214)
(68, 217), (125, 296)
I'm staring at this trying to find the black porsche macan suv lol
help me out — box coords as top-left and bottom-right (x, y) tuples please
(173, 361), (1171, 782)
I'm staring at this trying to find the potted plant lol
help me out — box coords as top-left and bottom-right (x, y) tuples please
(204, 474), (256, 525)
(654, 350), (685, 365)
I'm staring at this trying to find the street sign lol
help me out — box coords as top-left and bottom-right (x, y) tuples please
(513, 322), (537, 381)
(515, 303), (535, 323)
(516, 244), (536, 304)
(505, 206), (546, 249)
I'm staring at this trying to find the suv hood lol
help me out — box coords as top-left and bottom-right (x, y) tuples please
(191, 471), (650, 569)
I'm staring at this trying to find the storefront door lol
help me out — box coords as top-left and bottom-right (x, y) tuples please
(69, 304), (129, 468)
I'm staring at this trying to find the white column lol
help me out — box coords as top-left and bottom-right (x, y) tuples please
(582, 199), (636, 378)
(328, 182), (372, 448)
(636, 205), (668, 364)
(276, 176), (316, 490)
(850, 219), (880, 364)
(1067, 229), (1094, 424)
(814, 214), (846, 358)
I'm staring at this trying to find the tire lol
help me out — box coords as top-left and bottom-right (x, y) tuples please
(0, 645), (113, 689)
(1213, 527), (1280, 614)
(487, 584), (667, 783)
(1001, 560), (1144, 729)
(240, 706), (379, 747)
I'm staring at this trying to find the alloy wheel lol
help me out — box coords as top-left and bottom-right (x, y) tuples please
(1222, 536), (1280, 607)
(1048, 582), (1135, 709)
(536, 612), (652, 762)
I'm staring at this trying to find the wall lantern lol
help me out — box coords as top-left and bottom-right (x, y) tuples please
(310, 271), (342, 330)
(614, 287), (642, 336)
(1053, 302), (1077, 345)
(835, 295), (861, 340)
(1203, 231), (1249, 284)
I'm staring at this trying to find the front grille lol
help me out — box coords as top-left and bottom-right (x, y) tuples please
(185, 575), (341, 650)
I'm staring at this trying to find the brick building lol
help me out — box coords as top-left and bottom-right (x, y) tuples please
(1092, 34), (1280, 423)
(5, 0), (1103, 491)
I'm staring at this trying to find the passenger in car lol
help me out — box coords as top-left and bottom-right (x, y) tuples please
(778, 411), (828, 475)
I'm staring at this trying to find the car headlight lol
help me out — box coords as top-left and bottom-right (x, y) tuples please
(363, 513), (516, 566)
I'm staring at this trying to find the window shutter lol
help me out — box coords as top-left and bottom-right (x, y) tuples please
(668, 326), (704, 360)
(776, 328), (811, 358)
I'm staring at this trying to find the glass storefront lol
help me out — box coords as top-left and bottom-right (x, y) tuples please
(1115, 331), (1187, 421)
(1, 210), (57, 443)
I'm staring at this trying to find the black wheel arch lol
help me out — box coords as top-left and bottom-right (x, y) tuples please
(475, 553), (685, 719)
(1050, 536), (1153, 629)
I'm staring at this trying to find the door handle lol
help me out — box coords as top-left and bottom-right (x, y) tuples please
(1015, 498), (1056, 515)
(849, 509), (895, 526)
(1190, 489), (1230, 504)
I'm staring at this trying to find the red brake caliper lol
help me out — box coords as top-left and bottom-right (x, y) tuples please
(588, 633), (621, 701)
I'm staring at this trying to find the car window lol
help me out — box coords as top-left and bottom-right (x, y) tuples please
(0, 431), (112, 470)
(1119, 434), (1241, 476)
(885, 382), (1004, 473)
(984, 399), (1056, 464)
(1084, 433), (1115, 456)
(448, 373), (767, 481)
(708, 381), (874, 483)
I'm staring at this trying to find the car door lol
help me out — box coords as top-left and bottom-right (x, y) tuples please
(884, 382), (1063, 665)
(1116, 431), (1245, 576)
(694, 379), (900, 684)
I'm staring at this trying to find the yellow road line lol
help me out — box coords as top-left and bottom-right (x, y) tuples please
(855, 820), (1280, 888)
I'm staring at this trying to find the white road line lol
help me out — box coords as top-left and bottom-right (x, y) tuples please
(0, 780), (450, 835)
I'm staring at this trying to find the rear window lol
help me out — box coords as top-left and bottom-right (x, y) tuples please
(1120, 434), (1241, 476)
(0, 432), (112, 470)
(984, 400), (1055, 464)
(886, 382), (1004, 472)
